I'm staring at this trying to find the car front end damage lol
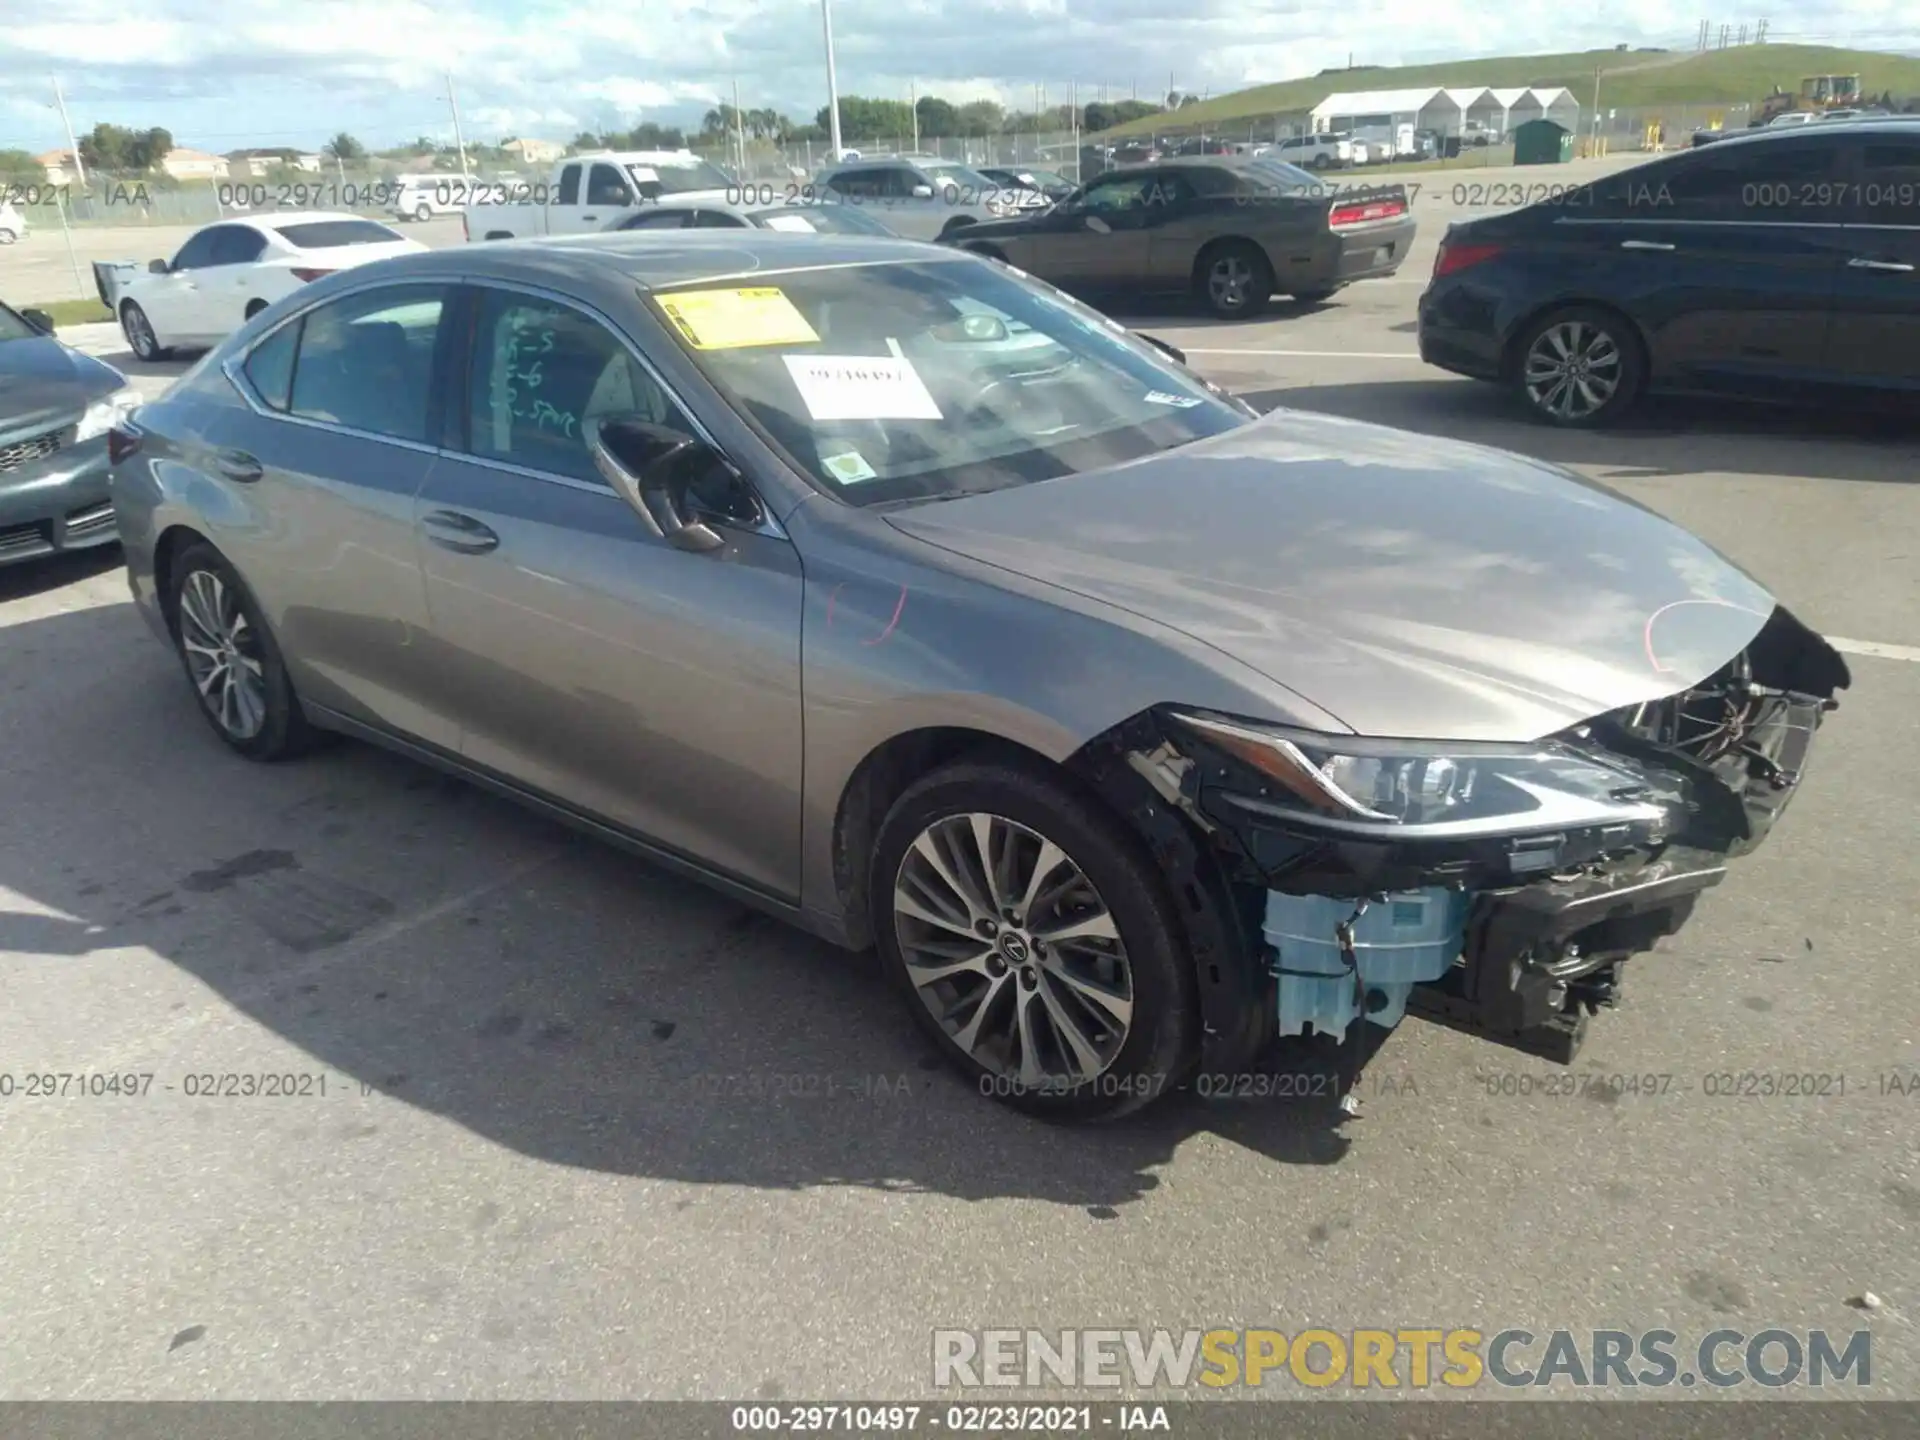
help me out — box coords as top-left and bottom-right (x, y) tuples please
(1068, 604), (1851, 1099)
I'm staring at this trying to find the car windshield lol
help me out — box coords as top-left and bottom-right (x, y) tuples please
(750, 205), (894, 235)
(921, 162), (999, 191)
(0, 304), (39, 343)
(646, 258), (1249, 507)
(275, 219), (405, 248)
(630, 157), (733, 196)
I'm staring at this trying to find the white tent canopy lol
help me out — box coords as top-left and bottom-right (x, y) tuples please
(1310, 84), (1580, 137)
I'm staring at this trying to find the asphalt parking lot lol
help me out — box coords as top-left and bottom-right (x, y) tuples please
(4, 158), (1918, 1406)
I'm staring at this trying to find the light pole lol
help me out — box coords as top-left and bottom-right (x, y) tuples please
(820, 0), (845, 159)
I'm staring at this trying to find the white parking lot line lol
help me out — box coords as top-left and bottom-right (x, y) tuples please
(1830, 636), (1920, 664)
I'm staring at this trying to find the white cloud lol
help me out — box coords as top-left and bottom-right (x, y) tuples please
(3, 0), (1916, 151)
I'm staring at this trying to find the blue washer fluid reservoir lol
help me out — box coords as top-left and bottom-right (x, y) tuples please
(1265, 889), (1471, 1043)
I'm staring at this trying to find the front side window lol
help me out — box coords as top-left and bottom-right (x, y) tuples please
(1658, 140), (1845, 220)
(646, 258), (1248, 508)
(466, 290), (683, 485)
(170, 229), (223, 271)
(286, 284), (449, 441)
(587, 163), (633, 208)
(688, 209), (749, 228)
(0, 304), (42, 343)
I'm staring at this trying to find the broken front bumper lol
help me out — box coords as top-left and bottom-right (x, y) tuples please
(1074, 604), (1850, 1072)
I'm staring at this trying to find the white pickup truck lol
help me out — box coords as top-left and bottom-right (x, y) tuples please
(462, 151), (737, 241)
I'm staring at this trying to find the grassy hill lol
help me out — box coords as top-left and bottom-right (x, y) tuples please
(1100, 44), (1920, 136)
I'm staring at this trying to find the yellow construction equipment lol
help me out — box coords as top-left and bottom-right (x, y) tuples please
(1754, 74), (1863, 125)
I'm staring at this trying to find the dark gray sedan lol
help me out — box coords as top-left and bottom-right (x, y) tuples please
(109, 233), (1848, 1120)
(0, 301), (139, 565)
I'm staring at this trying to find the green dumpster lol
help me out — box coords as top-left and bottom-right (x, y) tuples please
(1512, 118), (1574, 165)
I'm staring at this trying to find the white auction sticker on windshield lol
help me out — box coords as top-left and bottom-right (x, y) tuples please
(783, 353), (943, 421)
(1143, 390), (1203, 408)
(628, 166), (659, 183)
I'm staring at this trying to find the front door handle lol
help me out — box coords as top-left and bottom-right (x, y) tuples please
(1848, 256), (1915, 273)
(419, 509), (500, 554)
(1620, 239), (1675, 251)
(215, 449), (262, 482)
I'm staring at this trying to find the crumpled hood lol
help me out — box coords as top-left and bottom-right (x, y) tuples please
(885, 407), (1779, 741)
(0, 336), (124, 437)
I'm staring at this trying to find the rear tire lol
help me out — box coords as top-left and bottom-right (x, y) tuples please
(1510, 304), (1645, 428)
(414, 204), (432, 223)
(0, 227), (17, 245)
(166, 541), (319, 762)
(1195, 240), (1273, 320)
(869, 757), (1198, 1122)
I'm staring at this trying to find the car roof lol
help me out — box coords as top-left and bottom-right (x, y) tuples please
(1676, 115), (1920, 152)
(349, 230), (964, 295)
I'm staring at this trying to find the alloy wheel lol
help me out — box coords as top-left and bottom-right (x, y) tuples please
(1208, 255), (1253, 312)
(177, 568), (268, 741)
(1523, 320), (1623, 421)
(893, 812), (1134, 1087)
(123, 304), (158, 360)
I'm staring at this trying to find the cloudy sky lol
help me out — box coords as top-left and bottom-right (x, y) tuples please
(4, 0), (1918, 154)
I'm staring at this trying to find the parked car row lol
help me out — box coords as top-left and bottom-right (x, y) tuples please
(97, 225), (1848, 1120)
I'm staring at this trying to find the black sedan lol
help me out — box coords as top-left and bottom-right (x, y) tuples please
(0, 301), (139, 565)
(943, 157), (1415, 319)
(1419, 118), (1920, 426)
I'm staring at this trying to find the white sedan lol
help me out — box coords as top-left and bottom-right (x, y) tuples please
(109, 212), (426, 360)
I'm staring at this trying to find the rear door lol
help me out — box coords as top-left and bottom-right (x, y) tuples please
(214, 281), (456, 744)
(197, 224), (272, 333)
(409, 282), (806, 897)
(1572, 135), (1854, 395)
(1833, 133), (1920, 391)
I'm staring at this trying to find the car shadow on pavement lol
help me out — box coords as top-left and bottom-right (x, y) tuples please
(1249, 379), (1920, 486)
(0, 545), (124, 603)
(1, 600), (1359, 1216)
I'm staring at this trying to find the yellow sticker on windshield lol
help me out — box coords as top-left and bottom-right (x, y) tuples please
(655, 287), (820, 350)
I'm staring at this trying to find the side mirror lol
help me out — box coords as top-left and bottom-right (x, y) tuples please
(20, 308), (55, 334)
(1137, 333), (1188, 366)
(910, 184), (935, 199)
(149, 259), (170, 274)
(587, 416), (736, 554)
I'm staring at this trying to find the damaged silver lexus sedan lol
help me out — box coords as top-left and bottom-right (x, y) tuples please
(108, 233), (1850, 1120)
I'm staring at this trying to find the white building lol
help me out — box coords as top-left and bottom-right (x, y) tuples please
(502, 137), (566, 164)
(1309, 85), (1580, 142)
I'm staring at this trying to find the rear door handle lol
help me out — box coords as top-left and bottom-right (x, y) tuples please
(1620, 239), (1675, 251)
(215, 449), (262, 482)
(419, 509), (499, 554)
(1848, 257), (1915, 272)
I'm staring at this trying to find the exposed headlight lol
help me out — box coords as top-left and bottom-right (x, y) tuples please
(74, 386), (140, 444)
(1173, 712), (1673, 840)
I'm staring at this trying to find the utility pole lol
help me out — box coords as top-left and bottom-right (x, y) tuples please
(51, 77), (87, 189)
(733, 77), (747, 176)
(1591, 65), (1603, 149)
(445, 73), (470, 178)
(910, 78), (919, 151)
(820, 0), (844, 159)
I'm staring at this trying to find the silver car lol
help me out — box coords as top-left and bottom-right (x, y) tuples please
(110, 233), (1849, 1121)
(814, 156), (1042, 241)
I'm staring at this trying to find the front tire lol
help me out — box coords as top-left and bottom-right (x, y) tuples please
(167, 542), (318, 761)
(121, 300), (169, 361)
(414, 204), (432, 222)
(870, 757), (1198, 1121)
(1512, 305), (1645, 428)
(1195, 240), (1273, 320)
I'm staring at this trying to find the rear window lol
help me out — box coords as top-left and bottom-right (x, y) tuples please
(273, 220), (405, 249)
